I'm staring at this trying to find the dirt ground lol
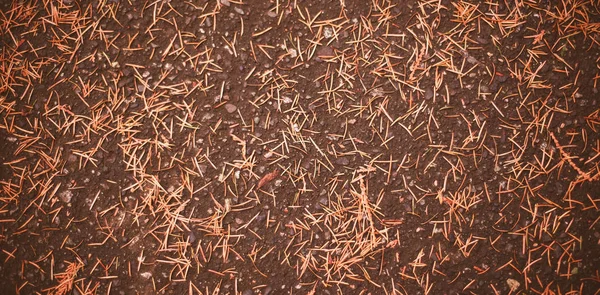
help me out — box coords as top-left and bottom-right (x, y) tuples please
(1, 0), (600, 294)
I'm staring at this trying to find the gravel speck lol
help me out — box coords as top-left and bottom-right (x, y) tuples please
(59, 190), (73, 203)
(335, 157), (350, 165)
(224, 103), (237, 113)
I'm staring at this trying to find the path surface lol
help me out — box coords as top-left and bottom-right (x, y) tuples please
(0, 0), (599, 294)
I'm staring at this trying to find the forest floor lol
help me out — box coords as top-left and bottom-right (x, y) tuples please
(1, 0), (600, 294)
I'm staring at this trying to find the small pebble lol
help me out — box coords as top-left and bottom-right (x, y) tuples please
(335, 157), (349, 165)
(467, 56), (478, 64)
(59, 190), (73, 203)
(234, 7), (244, 15)
(224, 103), (237, 113)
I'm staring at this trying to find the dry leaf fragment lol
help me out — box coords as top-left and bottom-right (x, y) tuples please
(257, 170), (279, 189)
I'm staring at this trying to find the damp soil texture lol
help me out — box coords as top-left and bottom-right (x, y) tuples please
(1, 0), (600, 294)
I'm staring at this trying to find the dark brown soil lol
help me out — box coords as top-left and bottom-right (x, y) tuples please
(1, 0), (600, 294)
